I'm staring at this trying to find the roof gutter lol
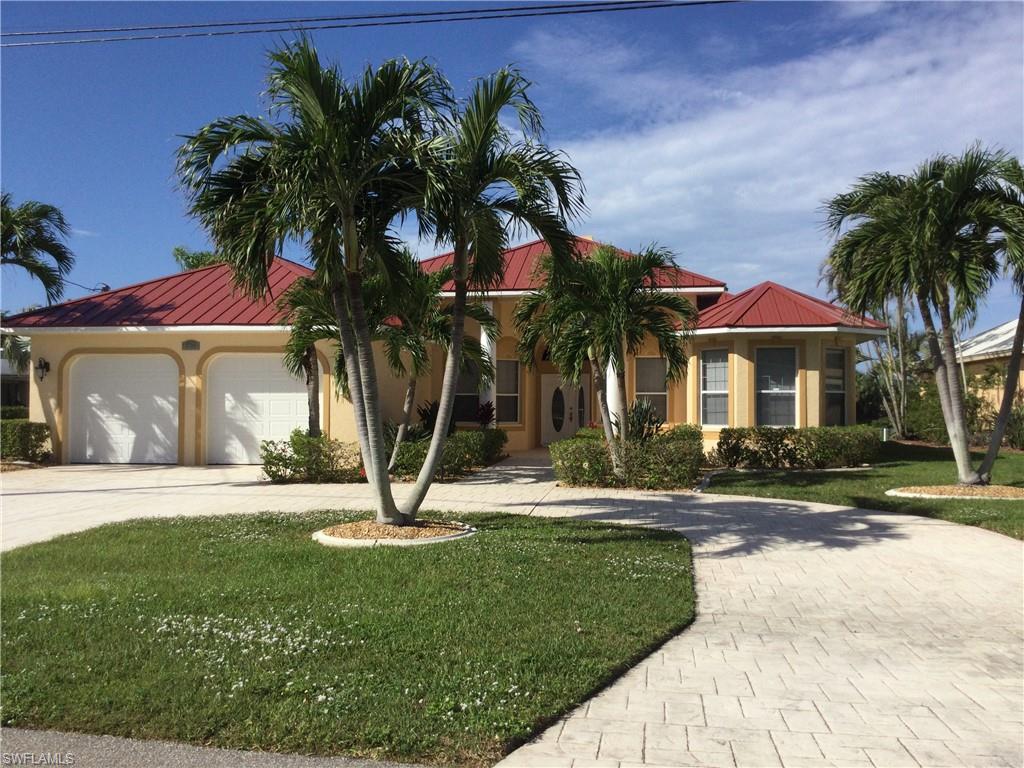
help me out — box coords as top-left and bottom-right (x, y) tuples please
(690, 325), (887, 337)
(1, 325), (290, 335)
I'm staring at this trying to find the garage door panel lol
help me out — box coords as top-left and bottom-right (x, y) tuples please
(207, 354), (313, 464)
(69, 356), (179, 464)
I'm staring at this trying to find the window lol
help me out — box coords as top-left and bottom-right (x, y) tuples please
(635, 357), (668, 421)
(756, 348), (797, 426)
(496, 360), (519, 423)
(701, 349), (729, 426)
(454, 360), (480, 422)
(825, 348), (847, 426)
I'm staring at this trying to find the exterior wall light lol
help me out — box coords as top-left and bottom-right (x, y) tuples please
(35, 357), (50, 381)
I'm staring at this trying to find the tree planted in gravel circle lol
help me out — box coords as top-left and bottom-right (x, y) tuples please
(823, 146), (1023, 484)
(178, 40), (581, 523)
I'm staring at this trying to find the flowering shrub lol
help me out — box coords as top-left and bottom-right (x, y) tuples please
(551, 424), (704, 490)
(710, 425), (882, 469)
(549, 437), (612, 485)
(390, 428), (508, 480)
(260, 430), (363, 483)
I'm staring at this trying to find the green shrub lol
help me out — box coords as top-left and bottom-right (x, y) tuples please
(1, 420), (51, 462)
(550, 437), (613, 486)
(574, 427), (605, 440)
(391, 428), (508, 481)
(905, 381), (985, 445)
(622, 428), (704, 489)
(1006, 397), (1024, 450)
(712, 428), (746, 468)
(710, 425), (882, 469)
(260, 430), (363, 483)
(1, 406), (29, 420)
(551, 424), (704, 490)
(624, 399), (664, 442)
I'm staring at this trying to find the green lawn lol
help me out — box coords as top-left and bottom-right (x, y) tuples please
(707, 441), (1024, 539)
(0, 512), (694, 766)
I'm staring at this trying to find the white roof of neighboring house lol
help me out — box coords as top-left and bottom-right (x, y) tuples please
(956, 318), (1021, 363)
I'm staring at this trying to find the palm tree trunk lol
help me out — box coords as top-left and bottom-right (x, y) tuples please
(591, 353), (622, 476)
(346, 268), (403, 523)
(919, 291), (978, 484)
(936, 294), (981, 484)
(401, 242), (469, 521)
(615, 342), (629, 443)
(977, 299), (1024, 481)
(388, 376), (417, 472)
(303, 345), (321, 438)
(332, 286), (374, 478)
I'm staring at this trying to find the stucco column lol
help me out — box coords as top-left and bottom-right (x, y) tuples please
(479, 300), (496, 418)
(605, 361), (621, 436)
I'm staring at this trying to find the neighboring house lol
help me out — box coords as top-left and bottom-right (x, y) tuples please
(956, 318), (1024, 408)
(3, 236), (885, 465)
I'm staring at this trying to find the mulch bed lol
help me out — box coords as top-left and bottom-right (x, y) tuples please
(892, 485), (1024, 499)
(322, 519), (468, 540)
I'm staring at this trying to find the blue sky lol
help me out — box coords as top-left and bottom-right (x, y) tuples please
(2, 1), (1022, 333)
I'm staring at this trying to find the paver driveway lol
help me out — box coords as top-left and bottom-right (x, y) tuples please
(2, 454), (1022, 768)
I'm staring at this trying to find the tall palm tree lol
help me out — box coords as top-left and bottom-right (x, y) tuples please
(278, 250), (498, 468)
(514, 244), (697, 474)
(1, 193), (75, 304)
(824, 146), (1022, 484)
(977, 157), (1024, 479)
(178, 40), (450, 524)
(396, 68), (584, 519)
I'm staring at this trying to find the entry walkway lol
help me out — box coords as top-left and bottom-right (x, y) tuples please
(2, 452), (1022, 767)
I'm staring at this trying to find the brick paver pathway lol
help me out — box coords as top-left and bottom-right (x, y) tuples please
(3, 452), (1022, 768)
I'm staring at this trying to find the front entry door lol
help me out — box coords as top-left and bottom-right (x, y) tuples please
(541, 374), (579, 445)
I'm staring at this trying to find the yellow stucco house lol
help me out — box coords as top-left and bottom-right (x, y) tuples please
(956, 318), (1024, 409)
(5, 236), (886, 465)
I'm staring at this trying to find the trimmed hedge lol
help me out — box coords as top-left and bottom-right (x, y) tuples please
(262, 428), (509, 484)
(391, 428), (508, 481)
(711, 425), (882, 469)
(260, 430), (363, 483)
(1, 420), (51, 462)
(1, 406), (29, 420)
(551, 424), (704, 490)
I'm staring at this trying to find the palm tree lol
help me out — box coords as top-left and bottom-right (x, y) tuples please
(2, 193), (75, 304)
(172, 246), (223, 271)
(977, 157), (1024, 479)
(278, 250), (497, 468)
(514, 244), (697, 474)
(824, 146), (1023, 484)
(395, 69), (584, 519)
(179, 40), (450, 524)
(1, 328), (31, 374)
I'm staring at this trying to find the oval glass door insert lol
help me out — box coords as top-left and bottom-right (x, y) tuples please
(551, 387), (565, 431)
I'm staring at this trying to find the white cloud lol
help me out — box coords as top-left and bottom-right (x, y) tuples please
(513, 3), (1024, 324)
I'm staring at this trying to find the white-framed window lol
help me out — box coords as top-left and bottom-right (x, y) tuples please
(825, 348), (847, 426)
(756, 347), (797, 427)
(635, 357), (668, 421)
(454, 360), (480, 422)
(700, 349), (729, 427)
(496, 360), (519, 423)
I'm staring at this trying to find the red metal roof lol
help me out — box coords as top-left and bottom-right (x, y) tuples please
(5, 258), (311, 328)
(697, 281), (886, 330)
(419, 236), (727, 292)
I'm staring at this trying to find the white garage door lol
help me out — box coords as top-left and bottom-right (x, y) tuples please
(206, 354), (313, 464)
(69, 355), (179, 464)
